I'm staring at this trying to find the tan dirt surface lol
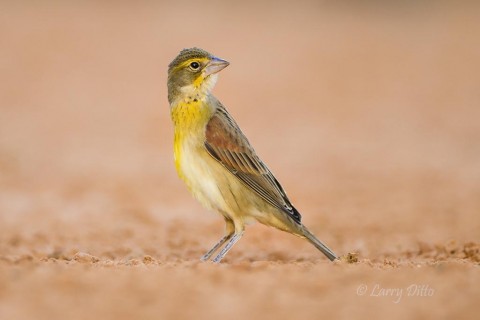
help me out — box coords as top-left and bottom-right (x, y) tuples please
(1, 2), (479, 319)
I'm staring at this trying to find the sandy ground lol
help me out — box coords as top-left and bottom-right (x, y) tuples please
(1, 1), (479, 319)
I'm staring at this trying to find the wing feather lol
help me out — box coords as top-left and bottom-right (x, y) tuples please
(204, 104), (301, 223)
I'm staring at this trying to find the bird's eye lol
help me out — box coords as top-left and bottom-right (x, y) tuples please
(190, 61), (200, 70)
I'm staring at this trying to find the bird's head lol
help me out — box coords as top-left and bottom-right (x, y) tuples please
(167, 47), (229, 104)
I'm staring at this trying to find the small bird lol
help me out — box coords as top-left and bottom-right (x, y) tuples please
(168, 47), (338, 263)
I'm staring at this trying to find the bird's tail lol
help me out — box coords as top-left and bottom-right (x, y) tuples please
(301, 226), (338, 261)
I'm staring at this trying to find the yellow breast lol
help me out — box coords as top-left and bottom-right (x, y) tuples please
(170, 97), (258, 220)
(171, 99), (214, 186)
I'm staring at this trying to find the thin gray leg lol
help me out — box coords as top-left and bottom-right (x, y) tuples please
(200, 217), (235, 261)
(212, 232), (244, 263)
(200, 234), (233, 261)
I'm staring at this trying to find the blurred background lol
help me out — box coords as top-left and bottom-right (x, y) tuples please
(0, 1), (479, 319)
(1, 0), (479, 244)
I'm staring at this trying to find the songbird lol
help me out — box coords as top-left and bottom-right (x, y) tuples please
(168, 47), (338, 263)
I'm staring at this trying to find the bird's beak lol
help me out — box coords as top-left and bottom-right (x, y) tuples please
(204, 57), (229, 76)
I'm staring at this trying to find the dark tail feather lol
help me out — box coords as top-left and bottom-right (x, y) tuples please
(301, 226), (338, 261)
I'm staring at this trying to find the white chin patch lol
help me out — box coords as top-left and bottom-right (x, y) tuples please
(203, 74), (218, 92)
(179, 74), (219, 100)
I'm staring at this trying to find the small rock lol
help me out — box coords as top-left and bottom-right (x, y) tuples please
(143, 255), (155, 264)
(339, 252), (359, 264)
(73, 252), (100, 263)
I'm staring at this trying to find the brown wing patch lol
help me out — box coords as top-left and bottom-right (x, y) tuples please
(204, 106), (302, 224)
(205, 114), (242, 152)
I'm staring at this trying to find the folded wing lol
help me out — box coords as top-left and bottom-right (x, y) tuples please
(204, 104), (301, 224)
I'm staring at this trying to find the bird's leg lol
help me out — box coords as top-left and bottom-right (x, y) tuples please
(200, 234), (233, 261)
(200, 218), (234, 261)
(212, 232), (244, 263)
